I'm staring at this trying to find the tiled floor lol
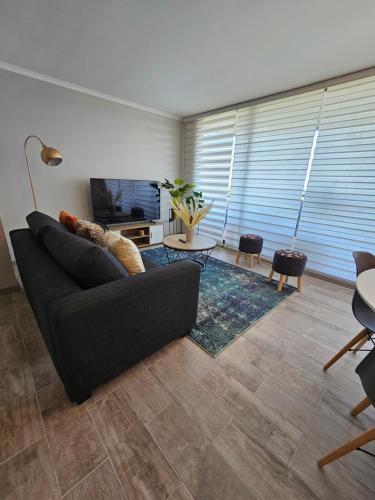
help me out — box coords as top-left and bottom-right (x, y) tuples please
(1, 248), (374, 499)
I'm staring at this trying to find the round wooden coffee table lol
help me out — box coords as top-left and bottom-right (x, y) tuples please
(162, 233), (216, 271)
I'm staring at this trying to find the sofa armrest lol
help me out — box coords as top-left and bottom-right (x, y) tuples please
(47, 260), (200, 401)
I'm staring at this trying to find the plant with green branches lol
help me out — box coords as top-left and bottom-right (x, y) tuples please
(160, 178), (213, 228)
(160, 178), (195, 202)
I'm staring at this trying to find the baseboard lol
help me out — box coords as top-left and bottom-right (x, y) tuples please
(219, 244), (355, 290)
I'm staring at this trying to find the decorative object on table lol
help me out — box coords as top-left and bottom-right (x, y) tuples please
(142, 246), (296, 356)
(160, 178), (213, 242)
(318, 347), (375, 467)
(59, 210), (78, 233)
(76, 219), (106, 247)
(162, 233), (216, 271)
(269, 249), (307, 292)
(323, 251), (375, 371)
(236, 234), (263, 268)
(24, 135), (63, 210)
(106, 231), (145, 275)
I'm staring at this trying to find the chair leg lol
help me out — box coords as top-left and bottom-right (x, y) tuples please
(352, 333), (370, 353)
(248, 254), (253, 268)
(268, 269), (275, 281)
(351, 396), (371, 416)
(236, 252), (240, 264)
(257, 254), (261, 264)
(297, 276), (302, 291)
(285, 276), (289, 283)
(323, 328), (369, 371)
(277, 275), (285, 292)
(317, 427), (375, 467)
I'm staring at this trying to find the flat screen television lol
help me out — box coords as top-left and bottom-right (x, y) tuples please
(90, 178), (160, 225)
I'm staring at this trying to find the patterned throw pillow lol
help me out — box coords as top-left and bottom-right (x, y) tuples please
(75, 219), (106, 247)
(106, 231), (145, 275)
(59, 210), (78, 233)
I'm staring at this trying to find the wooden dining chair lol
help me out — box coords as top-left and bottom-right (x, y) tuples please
(318, 347), (375, 467)
(323, 252), (375, 371)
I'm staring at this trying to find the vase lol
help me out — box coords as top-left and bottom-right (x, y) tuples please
(185, 226), (194, 242)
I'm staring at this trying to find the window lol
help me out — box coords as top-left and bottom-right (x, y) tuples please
(224, 90), (324, 258)
(183, 74), (375, 281)
(295, 76), (375, 280)
(183, 111), (235, 241)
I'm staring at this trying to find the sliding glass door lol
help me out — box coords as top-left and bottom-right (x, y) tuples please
(183, 111), (235, 241)
(295, 76), (375, 280)
(183, 74), (375, 281)
(224, 90), (324, 258)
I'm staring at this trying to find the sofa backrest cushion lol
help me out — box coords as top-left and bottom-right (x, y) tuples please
(41, 226), (128, 288)
(27, 211), (68, 239)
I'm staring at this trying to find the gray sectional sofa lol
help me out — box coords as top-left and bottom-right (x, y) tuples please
(10, 211), (200, 403)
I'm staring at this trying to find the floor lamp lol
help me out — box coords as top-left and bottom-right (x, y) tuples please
(24, 135), (63, 211)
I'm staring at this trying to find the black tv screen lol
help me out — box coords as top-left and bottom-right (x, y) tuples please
(90, 178), (160, 225)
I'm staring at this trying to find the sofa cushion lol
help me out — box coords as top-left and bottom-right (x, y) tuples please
(59, 210), (78, 233)
(106, 231), (145, 275)
(42, 226), (128, 288)
(27, 211), (68, 239)
(76, 219), (106, 247)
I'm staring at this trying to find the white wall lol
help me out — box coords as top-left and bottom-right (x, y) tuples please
(0, 69), (181, 247)
(0, 217), (17, 289)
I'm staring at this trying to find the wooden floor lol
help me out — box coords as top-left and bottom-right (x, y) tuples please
(1, 248), (375, 499)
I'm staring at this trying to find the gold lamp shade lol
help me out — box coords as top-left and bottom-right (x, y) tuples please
(40, 146), (63, 166)
(24, 135), (63, 211)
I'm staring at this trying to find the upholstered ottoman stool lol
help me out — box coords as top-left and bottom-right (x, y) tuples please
(236, 234), (263, 268)
(269, 249), (307, 292)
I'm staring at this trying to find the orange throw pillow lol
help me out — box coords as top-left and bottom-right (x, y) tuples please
(59, 210), (78, 233)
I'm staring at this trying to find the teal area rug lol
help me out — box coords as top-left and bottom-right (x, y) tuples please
(141, 247), (296, 356)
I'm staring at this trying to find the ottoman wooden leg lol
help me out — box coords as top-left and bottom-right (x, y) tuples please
(285, 276), (289, 283)
(277, 275), (285, 292)
(236, 252), (240, 264)
(268, 269), (274, 281)
(297, 276), (303, 291)
(248, 254), (253, 268)
(257, 254), (261, 264)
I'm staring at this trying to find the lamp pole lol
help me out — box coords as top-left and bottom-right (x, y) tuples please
(23, 135), (63, 211)
(24, 135), (46, 211)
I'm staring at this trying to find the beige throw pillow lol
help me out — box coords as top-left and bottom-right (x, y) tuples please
(106, 231), (145, 275)
(76, 219), (106, 247)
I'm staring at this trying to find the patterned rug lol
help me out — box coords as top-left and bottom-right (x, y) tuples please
(141, 247), (296, 356)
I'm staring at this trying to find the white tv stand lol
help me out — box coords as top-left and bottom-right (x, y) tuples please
(107, 221), (164, 248)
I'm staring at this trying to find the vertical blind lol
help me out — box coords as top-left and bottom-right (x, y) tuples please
(183, 111), (235, 241)
(295, 76), (375, 280)
(183, 74), (375, 281)
(224, 90), (324, 258)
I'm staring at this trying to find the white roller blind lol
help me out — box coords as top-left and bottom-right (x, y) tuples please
(224, 90), (324, 258)
(183, 111), (235, 241)
(295, 76), (375, 281)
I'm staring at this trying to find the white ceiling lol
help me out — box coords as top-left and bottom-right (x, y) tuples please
(1, 0), (375, 118)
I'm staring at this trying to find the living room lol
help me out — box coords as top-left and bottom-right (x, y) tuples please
(0, 1), (375, 499)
